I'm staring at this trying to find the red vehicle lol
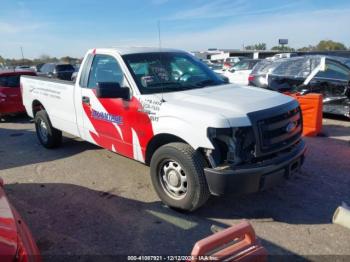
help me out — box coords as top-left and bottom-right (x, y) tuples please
(0, 70), (36, 118)
(191, 221), (267, 262)
(0, 178), (41, 262)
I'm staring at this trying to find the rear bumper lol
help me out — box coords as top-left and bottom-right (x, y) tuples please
(204, 140), (306, 196)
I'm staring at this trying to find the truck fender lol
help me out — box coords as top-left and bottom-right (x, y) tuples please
(152, 116), (215, 150)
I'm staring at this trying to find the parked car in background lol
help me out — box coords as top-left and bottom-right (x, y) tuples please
(38, 63), (75, 80)
(71, 64), (81, 82)
(209, 63), (225, 73)
(74, 64), (81, 71)
(266, 52), (298, 61)
(0, 70), (36, 118)
(223, 56), (247, 69)
(221, 59), (261, 85)
(0, 178), (41, 262)
(15, 65), (34, 71)
(34, 63), (45, 73)
(331, 56), (350, 68)
(249, 56), (350, 118)
(248, 60), (274, 88)
(71, 71), (78, 82)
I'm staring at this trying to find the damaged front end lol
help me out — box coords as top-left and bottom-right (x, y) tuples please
(320, 85), (350, 118)
(206, 127), (256, 168)
(203, 101), (306, 196)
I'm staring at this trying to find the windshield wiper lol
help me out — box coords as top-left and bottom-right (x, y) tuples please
(147, 81), (181, 87)
(145, 82), (190, 93)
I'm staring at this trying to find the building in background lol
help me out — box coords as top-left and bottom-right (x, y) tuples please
(193, 49), (350, 62)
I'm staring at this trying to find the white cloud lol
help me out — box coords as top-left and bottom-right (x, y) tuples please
(0, 22), (43, 34)
(167, 0), (248, 20)
(162, 8), (350, 50)
(166, 0), (300, 20)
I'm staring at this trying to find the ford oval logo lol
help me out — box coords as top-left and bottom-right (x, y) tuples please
(286, 121), (297, 133)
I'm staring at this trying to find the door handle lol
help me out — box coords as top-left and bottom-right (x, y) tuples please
(82, 96), (90, 105)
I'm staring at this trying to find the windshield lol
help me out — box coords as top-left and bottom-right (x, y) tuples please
(122, 52), (225, 94)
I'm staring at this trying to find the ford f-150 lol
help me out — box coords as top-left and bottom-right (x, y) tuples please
(21, 47), (306, 211)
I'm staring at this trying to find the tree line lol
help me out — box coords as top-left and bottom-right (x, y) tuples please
(0, 54), (82, 67)
(245, 40), (348, 52)
(1, 40), (349, 67)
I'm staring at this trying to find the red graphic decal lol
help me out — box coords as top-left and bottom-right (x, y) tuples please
(83, 96), (154, 160)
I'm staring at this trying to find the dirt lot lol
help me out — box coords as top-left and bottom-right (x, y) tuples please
(0, 115), (350, 261)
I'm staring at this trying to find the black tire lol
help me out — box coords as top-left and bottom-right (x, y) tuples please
(34, 110), (62, 149)
(150, 142), (210, 211)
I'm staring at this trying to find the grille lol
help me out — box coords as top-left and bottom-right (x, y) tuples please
(258, 107), (302, 154)
(248, 100), (303, 157)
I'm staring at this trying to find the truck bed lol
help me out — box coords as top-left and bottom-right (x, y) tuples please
(21, 75), (75, 86)
(21, 75), (80, 137)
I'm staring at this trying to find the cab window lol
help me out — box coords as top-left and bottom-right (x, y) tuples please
(87, 55), (124, 88)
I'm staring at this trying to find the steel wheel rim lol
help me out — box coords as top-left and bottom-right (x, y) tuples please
(159, 159), (188, 200)
(38, 118), (48, 143)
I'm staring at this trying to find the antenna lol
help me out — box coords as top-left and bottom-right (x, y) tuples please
(20, 46), (24, 61)
(157, 20), (165, 102)
(157, 20), (162, 50)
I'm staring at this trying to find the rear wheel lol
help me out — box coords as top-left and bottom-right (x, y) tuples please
(150, 142), (210, 211)
(34, 110), (62, 148)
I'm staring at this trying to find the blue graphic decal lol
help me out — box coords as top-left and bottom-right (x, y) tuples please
(91, 109), (123, 125)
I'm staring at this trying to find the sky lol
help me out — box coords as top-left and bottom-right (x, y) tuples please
(0, 0), (350, 59)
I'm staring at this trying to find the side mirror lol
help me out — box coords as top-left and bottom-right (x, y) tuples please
(96, 82), (130, 100)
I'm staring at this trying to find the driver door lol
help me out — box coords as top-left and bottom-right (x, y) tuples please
(78, 54), (135, 157)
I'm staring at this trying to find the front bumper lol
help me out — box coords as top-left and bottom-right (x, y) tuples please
(204, 140), (306, 196)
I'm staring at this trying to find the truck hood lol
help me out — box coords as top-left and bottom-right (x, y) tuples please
(160, 84), (294, 127)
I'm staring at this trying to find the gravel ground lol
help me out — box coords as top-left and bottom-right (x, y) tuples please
(0, 115), (349, 261)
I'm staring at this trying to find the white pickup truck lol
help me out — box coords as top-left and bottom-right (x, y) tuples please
(21, 47), (306, 211)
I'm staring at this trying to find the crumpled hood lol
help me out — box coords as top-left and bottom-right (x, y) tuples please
(160, 84), (295, 127)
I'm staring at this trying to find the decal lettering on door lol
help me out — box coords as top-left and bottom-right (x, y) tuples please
(82, 95), (154, 162)
(91, 109), (123, 125)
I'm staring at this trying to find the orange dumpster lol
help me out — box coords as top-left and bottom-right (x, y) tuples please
(190, 221), (267, 262)
(287, 93), (323, 137)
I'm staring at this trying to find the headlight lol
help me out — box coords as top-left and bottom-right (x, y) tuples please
(207, 127), (256, 165)
(207, 127), (232, 138)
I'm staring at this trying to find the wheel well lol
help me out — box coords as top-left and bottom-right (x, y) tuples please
(32, 100), (45, 117)
(145, 134), (186, 165)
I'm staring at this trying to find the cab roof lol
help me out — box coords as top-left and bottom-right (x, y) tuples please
(92, 47), (185, 55)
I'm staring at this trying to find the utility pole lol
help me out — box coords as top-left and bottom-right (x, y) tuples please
(20, 46), (24, 64)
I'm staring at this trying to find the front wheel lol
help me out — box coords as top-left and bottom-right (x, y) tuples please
(34, 110), (62, 149)
(150, 142), (210, 211)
